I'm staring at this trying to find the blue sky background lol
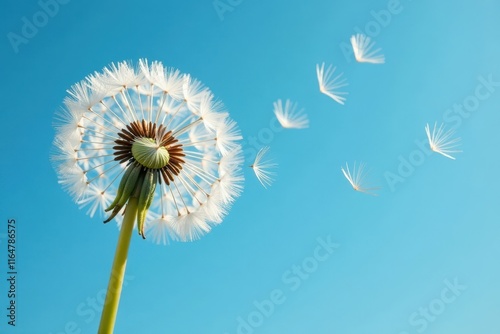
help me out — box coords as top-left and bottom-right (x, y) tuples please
(1, 0), (500, 333)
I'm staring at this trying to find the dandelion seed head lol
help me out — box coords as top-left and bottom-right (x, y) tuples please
(53, 59), (243, 243)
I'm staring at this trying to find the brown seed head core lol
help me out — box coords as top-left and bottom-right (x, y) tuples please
(113, 120), (185, 185)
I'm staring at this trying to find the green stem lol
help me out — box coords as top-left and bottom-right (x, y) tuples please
(98, 197), (138, 334)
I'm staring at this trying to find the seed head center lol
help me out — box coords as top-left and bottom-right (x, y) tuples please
(131, 137), (170, 169)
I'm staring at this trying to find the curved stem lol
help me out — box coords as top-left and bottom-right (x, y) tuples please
(98, 197), (138, 334)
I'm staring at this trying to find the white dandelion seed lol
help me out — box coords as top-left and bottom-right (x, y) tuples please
(77, 179), (115, 218)
(250, 147), (277, 188)
(341, 162), (379, 196)
(52, 59), (244, 243)
(425, 123), (461, 160)
(273, 99), (309, 129)
(216, 118), (242, 155)
(183, 74), (208, 113)
(316, 62), (348, 105)
(200, 186), (227, 224)
(219, 148), (244, 176)
(350, 34), (385, 64)
(101, 60), (143, 90)
(171, 210), (210, 242)
(139, 59), (184, 100)
(144, 215), (179, 245)
(216, 168), (244, 204)
(198, 91), (229, 132)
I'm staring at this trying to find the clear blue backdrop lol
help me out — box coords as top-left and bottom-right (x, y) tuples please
(1, 0), (499, 333)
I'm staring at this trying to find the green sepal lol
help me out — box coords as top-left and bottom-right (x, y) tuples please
(105, 163), (136, 212)
(136, 170), (157, 238)
(104, 164), (143, 224)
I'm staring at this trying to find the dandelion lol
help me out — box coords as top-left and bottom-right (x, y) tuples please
(341, 162), (379, 195)
(316, 62), (348, 105)
(52, 59), (243, 333)
(250, 147), (277, 188)
(350, 34), (385, 64)
(425, 123), (461, 160)
(273, 99), (309, 129)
